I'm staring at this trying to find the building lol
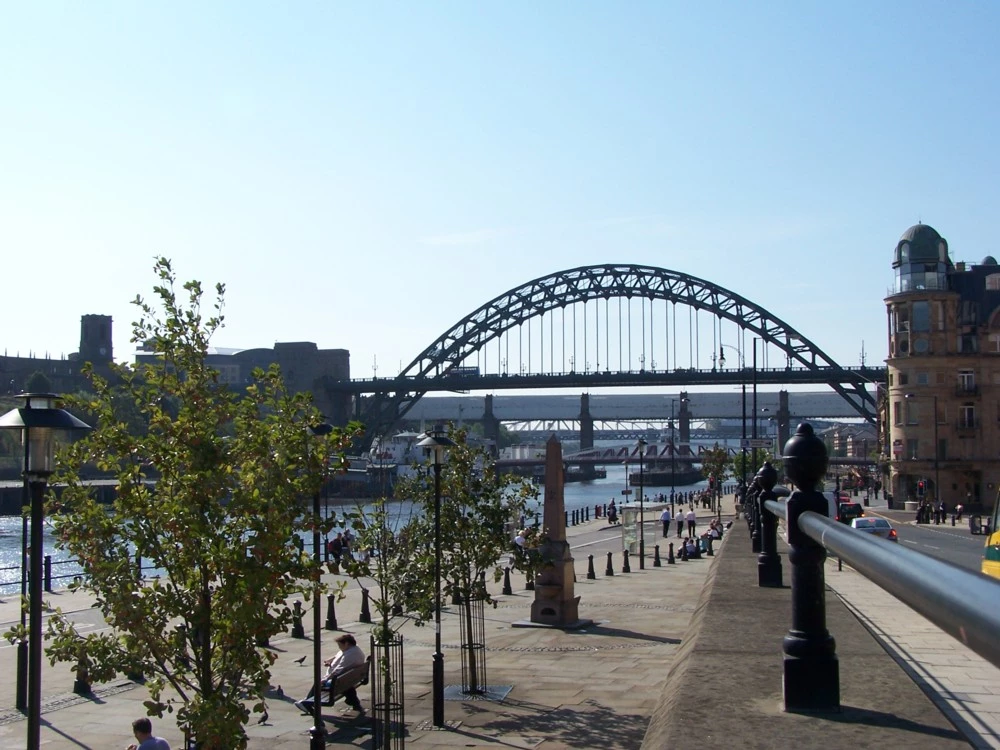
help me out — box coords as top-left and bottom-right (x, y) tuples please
(135, 340), (352, 426)
(885, 223), (999, 510)
(1, 314), (115, 395)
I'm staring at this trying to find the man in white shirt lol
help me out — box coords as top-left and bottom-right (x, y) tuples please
(295, 633), (366, 713)
(660, 508), (672, 537)
(685, 508), (698, 537)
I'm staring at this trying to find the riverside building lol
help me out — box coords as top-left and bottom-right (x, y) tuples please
(885, 223), (1000, 511)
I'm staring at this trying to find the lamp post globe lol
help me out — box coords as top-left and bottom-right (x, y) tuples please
(0, 393), (91, 750)
(417, 425), (455, 728)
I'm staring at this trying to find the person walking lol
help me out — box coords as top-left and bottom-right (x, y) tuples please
(660, 507), (672, 537)
(686, 507), (697, 537)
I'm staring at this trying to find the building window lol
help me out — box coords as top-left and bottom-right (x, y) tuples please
(893, 401), (902, 426)
(988, 273), (1000, 291)
(959, 369), (975, 392)
(990, 333), (1000, 353)
(959, 404), (976, 429)
(899, 372), (909, 386)
(938, 438), (947, 461)
(905, 400), (918, 425)
(907, 438), (919, 459)
(917, 372), (929, 385)
(888, 373), (894, 386)
(959, 334), (978, 353)
(912, 301), (930, 332)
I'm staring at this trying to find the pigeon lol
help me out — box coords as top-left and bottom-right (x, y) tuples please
(256, 710), (269, 725)
(275, 685), (284, 697)
(293, 655), (307, 665)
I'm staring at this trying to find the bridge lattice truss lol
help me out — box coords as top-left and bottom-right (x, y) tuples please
(356, 264), (877, 446)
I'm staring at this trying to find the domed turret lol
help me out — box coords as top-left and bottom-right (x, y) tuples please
(894, 223), (950, 267)
(982, 256), (998, 266)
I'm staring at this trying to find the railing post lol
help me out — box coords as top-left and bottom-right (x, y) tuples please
(757, 462), (782, 588)
(43, 555), (52, 593)
(781, 423), (839, 712)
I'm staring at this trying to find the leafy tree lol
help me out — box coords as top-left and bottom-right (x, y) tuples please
(40, 259), (359, 748)
(25, 370), (52, 393)
(699, 445), (730, 507)
(395, 426), (537, 693)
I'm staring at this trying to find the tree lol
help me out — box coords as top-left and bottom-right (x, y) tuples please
(41, 259), (358, 748)
(699, 445), (730, 507)
(25, 370), (52, 393)
(395, 426), (537, 693)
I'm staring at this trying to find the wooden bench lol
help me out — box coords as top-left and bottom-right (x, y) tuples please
(320, 656), (371, 706)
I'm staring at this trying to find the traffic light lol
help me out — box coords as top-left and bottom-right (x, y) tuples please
(917, 480), (925, 497)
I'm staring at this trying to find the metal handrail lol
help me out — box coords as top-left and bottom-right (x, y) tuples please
(764, 499), (1000, 670)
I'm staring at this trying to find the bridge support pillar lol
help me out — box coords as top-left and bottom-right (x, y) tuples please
(483, 395), (501, 455)
(579, 394), (594, 451)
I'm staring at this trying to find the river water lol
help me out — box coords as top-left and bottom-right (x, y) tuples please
(0, 460), (711, 595)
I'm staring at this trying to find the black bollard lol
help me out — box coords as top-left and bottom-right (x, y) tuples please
(360, 588), (372, 624)
(586, 507), (590, 522)
(667, 542), (675, 564)
(639, 539), (645, 570)
(503, 566), (513, 595)
(706, 536), (714, 556)
(72, 652), (92, 695)
(757, 462), (783, 588)
(392, 600), (403, 616)
(622, 550), (631, 573)
(565, 510), (569, 528)
(653, 545), (661, 567)
(290, 600), (305, 638)
(605, 551), (615, 576)
(587, 554), (596, 580)
(325, 594), (338, 630)
(679, 543), (688, 561)
(781, 423), (839, 712)
(526, 576), (535, 590)
(44, 555), (53, 593)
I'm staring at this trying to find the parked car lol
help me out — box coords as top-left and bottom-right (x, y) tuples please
(850, 517), (898, 541)
(838, 502), (865, 524)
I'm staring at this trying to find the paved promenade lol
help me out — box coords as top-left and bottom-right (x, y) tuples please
(0, 496), (997, 748)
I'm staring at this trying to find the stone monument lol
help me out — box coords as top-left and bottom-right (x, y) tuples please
(526, 435), (590, 628)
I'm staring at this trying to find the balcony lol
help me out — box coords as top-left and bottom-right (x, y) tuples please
(956, 384), (979, 397)
(956, 418), (979, 434)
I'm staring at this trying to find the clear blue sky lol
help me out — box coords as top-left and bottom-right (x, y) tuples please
(3, 1), (998, 381)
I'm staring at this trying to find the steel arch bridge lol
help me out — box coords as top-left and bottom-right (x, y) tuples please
(348, 264), (878, 447)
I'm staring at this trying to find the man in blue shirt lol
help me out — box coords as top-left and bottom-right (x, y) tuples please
(127, 717), (170, 750)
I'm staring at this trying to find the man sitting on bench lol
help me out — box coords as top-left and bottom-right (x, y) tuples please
(295, 633), (366, 714)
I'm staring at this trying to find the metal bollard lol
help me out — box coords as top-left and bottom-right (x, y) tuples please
(360, 588), (372, 623)
(653, 545), (661, 567)
(622, 550), (631, 573)
(587, 554), (596, 580)
(586, 507), (590, 522)
(605, 551), (615, 576)
(679, 543), (688, 561)
(667, 542), (675, 564)
(291, 600), (305, 638)
(639, 539), (645, 570)
(757, 462), (782, 588)
(72, 649), (92, 695)
(782, 423), (839, 712)
(325, 594), (338, 630)
(565, 511), (569, 528)
(526, 575), (535, 590)
(503, 566), (513, 595)
(44, 555), (52, 593)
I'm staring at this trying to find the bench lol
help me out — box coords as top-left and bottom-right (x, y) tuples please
(320, 656), (371, 706)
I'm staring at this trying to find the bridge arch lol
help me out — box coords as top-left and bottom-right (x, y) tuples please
(358, 264), (876, 442)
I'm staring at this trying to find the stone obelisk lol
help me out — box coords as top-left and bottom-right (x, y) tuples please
(528, 434), (588, 627)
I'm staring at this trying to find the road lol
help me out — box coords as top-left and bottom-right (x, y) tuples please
(871, 506), (987, 572)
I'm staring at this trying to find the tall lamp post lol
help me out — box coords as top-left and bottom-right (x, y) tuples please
(719, 344), (747, 493)
(637, 437), (647, 569)
(307, 421), (333, 749)
(417, 425), (455, 728)
(669, 397), (689, 516)
(0, 393), (90, 750)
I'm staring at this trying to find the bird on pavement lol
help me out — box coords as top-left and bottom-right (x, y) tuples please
(293, 655), (306, 665)
(257, 710), (269, 725)
(275, 685), (284, 697)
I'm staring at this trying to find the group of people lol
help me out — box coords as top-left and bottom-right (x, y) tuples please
(326, 529), (356, 565)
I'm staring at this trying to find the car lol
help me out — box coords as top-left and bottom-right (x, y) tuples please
(850, 517), (898, 541)
(838, 502), (865, 524)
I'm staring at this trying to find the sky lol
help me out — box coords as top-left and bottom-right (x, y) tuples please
(3, 1), (999, 384)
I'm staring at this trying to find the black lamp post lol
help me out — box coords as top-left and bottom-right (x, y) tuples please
(417, 424), (455, 728)
(0, 393), (90, 750)
(719, 344), (747, 497)
(669, 397), (688, 516)
(637, 437), (647, 569)
(308, 421), (333, 749)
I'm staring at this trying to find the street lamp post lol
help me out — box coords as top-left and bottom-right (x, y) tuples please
(669, 397), (689, 516)
(719, 344), (747, 495)
(417, 425), (455, 728)
(0, 393), (90, 750)
(308, 421), (333, 749)
(637, 437), (647, 569)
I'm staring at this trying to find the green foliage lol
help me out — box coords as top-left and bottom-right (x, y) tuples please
(395, 426), (538, 603)
(699, 445), (730, 487)
(25, 370), (52, 393)
(731, 449), (784, 485)
(41, 258), (360, 749)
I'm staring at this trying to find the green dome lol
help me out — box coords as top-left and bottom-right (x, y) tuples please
(895, 224), (949, 266)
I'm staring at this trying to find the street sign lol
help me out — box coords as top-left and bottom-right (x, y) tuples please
(621, 489), (632, 495)
(740, 438), (773, 449)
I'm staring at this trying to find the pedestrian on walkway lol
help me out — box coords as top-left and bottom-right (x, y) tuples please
(660, 507), (672, 537)
(686, 507), (697, 537)
(127, 718), (170, 750)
